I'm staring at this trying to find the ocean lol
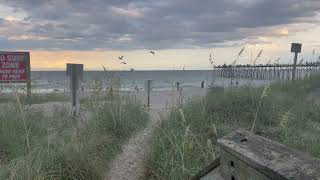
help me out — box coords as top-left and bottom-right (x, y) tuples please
(0, 70), (269, 93)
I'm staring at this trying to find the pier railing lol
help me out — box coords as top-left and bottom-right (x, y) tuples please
(214, 64), (320, 81)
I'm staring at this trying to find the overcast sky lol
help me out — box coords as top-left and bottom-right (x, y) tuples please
(0, 0), (319, 70)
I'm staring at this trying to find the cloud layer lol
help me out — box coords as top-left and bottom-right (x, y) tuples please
(0, 0), (319, 50)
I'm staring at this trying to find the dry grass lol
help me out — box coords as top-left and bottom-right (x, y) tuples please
(0, 85), (149, 179)
(146, 75), (320, 179)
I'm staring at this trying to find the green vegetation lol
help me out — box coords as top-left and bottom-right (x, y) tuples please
(0, 92), (149, 179)
(0, 93), (67, 105)
(146, 76), (320, 179)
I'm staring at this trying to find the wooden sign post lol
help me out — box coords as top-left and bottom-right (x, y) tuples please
(145, 80), (152, 107)
(0, 51), (31, 99)
(66, 63), (83, 116)
(291, 43), (302, 81)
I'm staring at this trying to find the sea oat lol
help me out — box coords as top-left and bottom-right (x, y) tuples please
(179, 108), (186, 123)
(261, 84), (271, 99)
(253, 49), (263, 65)
(251, 84), (271, 134)
(280, 111), (291, 129)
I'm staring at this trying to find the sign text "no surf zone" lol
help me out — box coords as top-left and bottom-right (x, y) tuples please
(0, 52), (30, 82)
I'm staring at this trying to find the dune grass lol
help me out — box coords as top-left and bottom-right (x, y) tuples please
(0, 90), (149, 179)
(145, 76), (320, 179)
(0, 93), (67, 105)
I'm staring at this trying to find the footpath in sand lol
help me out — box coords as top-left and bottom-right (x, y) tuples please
(107, 88), (207, 180)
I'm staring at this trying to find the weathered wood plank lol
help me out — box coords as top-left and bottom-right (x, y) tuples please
(218, 131), (320, 180)
(220, 149), (270, 180)
(200, 166), (224, 180)
(192, 157), (221, 180)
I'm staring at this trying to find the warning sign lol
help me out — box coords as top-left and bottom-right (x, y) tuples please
(0, 52), (30, 82)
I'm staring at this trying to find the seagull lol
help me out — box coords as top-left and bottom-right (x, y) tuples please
(150, 51), (155, 55)
(312, 49), (316, 55)
(121, 61), (127, 64)
(118, 56), (124, 60)
(130, 68), (134, 72)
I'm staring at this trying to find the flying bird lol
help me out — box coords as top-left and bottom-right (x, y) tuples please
(150, 51), (155, 55)
(121, 62), (127, 64)
(312, 49), (316, 55)
(118, 56), (124, 60)
(130, 68), (134, 72)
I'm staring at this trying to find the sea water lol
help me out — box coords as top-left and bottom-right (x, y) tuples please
(0, 70), (269, 93)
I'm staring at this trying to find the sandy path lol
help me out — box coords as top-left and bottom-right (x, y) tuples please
(107, 108), (163, 180)
(106, 88), (207, 180)
(23, 89), (206, 180)
(27, 101), (164, 180)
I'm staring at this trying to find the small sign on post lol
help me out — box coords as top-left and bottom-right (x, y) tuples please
(291, 43), (302, 81)
(66, 63), (83, 116)
(0, 51), (31, 99)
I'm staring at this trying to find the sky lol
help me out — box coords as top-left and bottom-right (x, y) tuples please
(0, 0), (319, 70)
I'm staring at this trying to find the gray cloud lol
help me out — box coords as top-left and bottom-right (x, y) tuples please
(0, 0), (319, 50)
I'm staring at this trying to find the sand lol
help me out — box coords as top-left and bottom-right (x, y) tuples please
(10, 87), (207, 180)
(107, 88), (207, 180)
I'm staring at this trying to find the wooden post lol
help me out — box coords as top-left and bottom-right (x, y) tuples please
(71, 66), (78, 112)
(146, 80), (152, 107)
(291, 43), (302, 82)
(67, 64), (83, 116)
(26, 52), (31, 101)
(292, 53), (298, 81)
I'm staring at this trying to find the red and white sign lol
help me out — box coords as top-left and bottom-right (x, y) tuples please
(0, 52), (30, 82)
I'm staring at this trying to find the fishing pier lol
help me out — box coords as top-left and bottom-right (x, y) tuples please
(213, 63), (320, 81)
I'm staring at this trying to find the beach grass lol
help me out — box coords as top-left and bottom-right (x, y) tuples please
(0, 93), (67, 105)
(0, 90), (149, 179)
(145, 76), (320, 179)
